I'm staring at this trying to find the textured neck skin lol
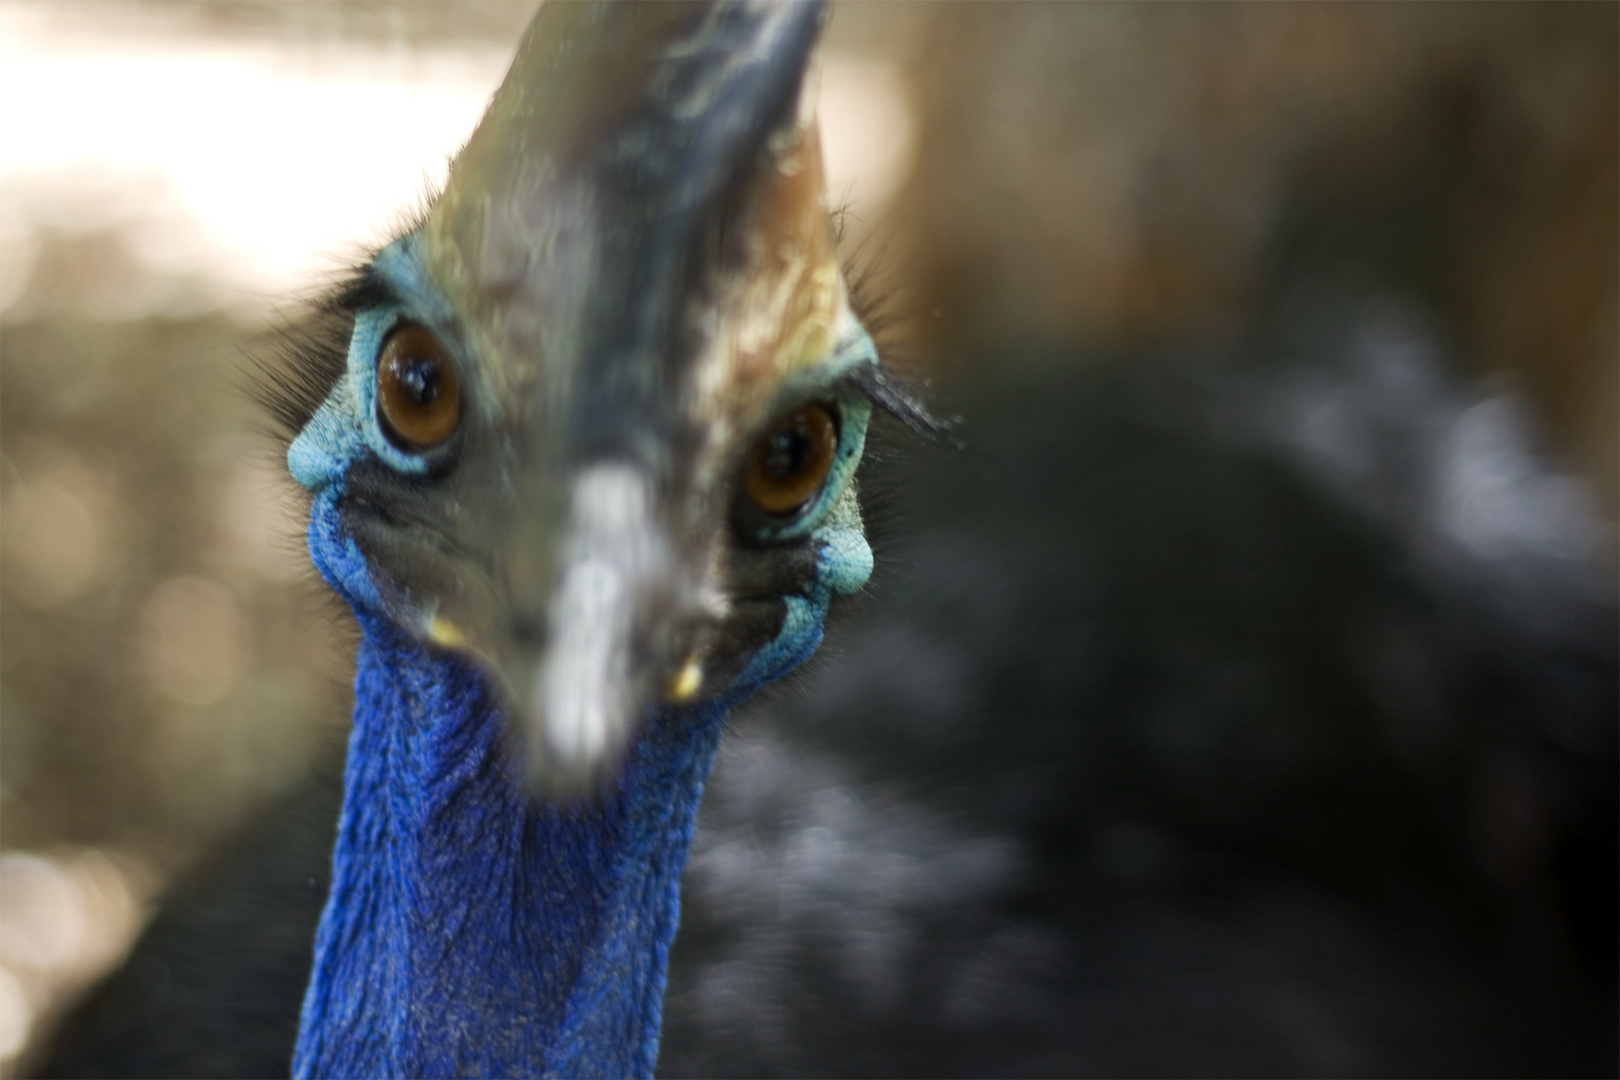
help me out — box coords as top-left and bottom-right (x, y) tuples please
(292, 494), (734, 1079)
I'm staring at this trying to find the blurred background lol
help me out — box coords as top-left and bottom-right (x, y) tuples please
(0, 2), (1614, 1076)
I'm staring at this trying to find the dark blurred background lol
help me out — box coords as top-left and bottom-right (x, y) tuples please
(0, 2), (1614, 1076)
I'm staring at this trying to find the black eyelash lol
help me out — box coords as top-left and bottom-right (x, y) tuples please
(246, 249), (410, 453)
(850, 363), (958, 445)
(333, 266), (402, 314)
(835, 212), (958, 448)
(244, 306), (351, 448)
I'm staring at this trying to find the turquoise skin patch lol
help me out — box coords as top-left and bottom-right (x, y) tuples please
(288, 236), (457, 491)
(729, 331), (877, 694)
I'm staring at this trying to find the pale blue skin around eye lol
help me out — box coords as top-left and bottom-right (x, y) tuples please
(287, 231), (878, 696)
(732, 377), (876, 693)
(287, 235), (457, 492)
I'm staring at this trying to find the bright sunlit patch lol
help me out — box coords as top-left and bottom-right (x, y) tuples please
(818, 58), (915, 217)
(0, 6), (509, 313)
(0, 8), (912, 319)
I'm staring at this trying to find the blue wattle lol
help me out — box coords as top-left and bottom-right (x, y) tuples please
(294, 629), (727, 1079)
(293, 490), (735, 1079)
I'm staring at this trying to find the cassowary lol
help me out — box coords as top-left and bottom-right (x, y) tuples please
(58, 2), (914, 1076)
(35, 1), (1618, 1078)
(279, 3), (913, 1076)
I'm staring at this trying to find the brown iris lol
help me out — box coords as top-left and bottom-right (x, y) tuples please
(745, 403), (838, 516)
(376, 324), (460, 450)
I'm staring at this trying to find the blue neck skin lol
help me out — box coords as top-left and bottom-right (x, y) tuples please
(291, 487), (835, 1079)
(294, 623), (725, 1079)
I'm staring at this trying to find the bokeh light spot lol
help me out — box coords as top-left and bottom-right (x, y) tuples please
(1, 440), (124, 610)
(0, 964), (30, 1060)
(137, 575), (242, 707)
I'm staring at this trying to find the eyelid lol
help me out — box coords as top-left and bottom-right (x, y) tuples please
(334, 271), (404, 315)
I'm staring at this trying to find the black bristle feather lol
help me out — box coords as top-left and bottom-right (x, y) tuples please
(244, 296), (357, 450)
(851, 362), (959, 445)
(331, 267), (401, 315)
(243, 176), (441, 453)
(836, 221), (959, 446)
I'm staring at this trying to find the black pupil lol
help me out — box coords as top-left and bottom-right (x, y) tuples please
(396, 356), (440, 406)
(764, 426), (810, 479)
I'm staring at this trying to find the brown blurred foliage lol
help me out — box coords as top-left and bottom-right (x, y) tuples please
(898, 2), (1617, 516)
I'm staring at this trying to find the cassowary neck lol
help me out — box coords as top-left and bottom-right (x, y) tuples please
(292, 614), (726, 1079)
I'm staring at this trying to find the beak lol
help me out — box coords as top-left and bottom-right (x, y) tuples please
(416, 0), (833, 793)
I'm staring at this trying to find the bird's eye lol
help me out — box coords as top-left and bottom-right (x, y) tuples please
(745, 403), (838, 517)
(377, 324), (460, 451)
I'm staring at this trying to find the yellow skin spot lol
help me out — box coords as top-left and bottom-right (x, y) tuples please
(426, 614), (468, 649)
(666, 655), (704, 703)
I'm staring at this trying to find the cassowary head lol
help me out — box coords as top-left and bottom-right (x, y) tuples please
(281, 0), (925, 792)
